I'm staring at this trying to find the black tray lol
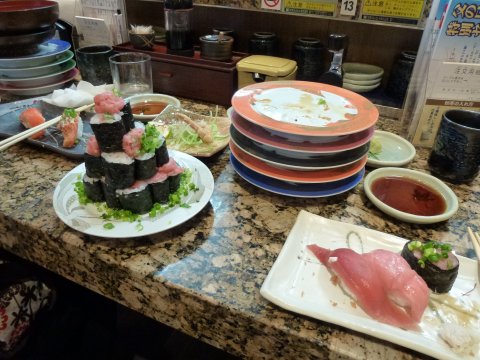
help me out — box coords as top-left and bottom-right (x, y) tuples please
(0, 97), (93, 159)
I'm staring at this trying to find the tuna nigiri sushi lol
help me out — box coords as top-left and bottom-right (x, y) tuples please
(18, 107), (46, 139)
(307, 244), (430, 330)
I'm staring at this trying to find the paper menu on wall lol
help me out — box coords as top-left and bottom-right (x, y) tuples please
(75, 16), (112, 45)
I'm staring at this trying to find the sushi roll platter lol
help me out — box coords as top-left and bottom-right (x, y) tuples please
(53, 92), (215, 237)
(228, 80), (379, 197)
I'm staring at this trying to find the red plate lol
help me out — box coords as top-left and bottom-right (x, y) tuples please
(231, 80), (378, 137)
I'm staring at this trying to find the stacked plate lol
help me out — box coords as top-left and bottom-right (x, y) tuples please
(0, 1), (77, 96)
(228, 80), (379, 197)
(342, 63), (384, 93)
(0, 39), (77, 96)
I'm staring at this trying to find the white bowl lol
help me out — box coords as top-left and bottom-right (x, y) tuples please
(343, 81), (380, 93)
(364, 167), (458, 224)
(367, 130), (416, 168)
(343, 62), (384, 81)
(125, 93), (181, 121)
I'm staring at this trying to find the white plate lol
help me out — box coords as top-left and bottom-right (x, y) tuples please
(364, 167), (459, 224)
(53, 150), (214, 238)
(343, 81), (380, 93)
(343, 62), (384, 81)
(261, 210), (480, 360)
(367, 130), (416, 167)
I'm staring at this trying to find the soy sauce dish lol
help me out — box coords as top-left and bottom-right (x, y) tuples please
(364, 167), (458, 224)
(367, 130), (416, 168)
(125, 93), (181, 121)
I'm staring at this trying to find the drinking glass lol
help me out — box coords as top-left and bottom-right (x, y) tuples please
(109, 52), (153, 96)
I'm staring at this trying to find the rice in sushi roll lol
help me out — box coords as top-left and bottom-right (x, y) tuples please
(401, 240), (459, 293)
(84, 135), (104, 178)
(116, 181), (153, 214)
(101, 152), (135, 189)
(82, 174), (104, 202)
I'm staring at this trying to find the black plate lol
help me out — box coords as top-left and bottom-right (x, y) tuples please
(230, 125), (370, 169)
(0, 97), (93, 159)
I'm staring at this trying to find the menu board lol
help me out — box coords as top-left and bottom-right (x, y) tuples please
(409, 0), (480, 147)
(361, 0), (426, 25)
(283, 0), (337, 16)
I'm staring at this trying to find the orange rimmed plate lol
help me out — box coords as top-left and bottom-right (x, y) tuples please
(229, 141), (367, 183)
(231, 80), (379, 137)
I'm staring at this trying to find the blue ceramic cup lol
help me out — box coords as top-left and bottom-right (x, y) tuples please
(428, 109), (480, 183)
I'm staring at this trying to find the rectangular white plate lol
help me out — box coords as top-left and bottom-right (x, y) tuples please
(260, 210), (480, 360)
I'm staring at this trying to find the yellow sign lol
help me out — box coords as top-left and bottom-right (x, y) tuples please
(362, 0), (424, 21)
(284, 0), (336, 16)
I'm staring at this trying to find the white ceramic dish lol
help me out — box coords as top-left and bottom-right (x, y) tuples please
(260, 210), (480, 360)
(343, 81), (380, 93)
(364, 167), (458, 224)
(0, 50), (74, 78)
(125, 93), (181, 121)
(367, 130), (416, 168)
(343, 62), (384, 81)
(53, 150), (214, 238)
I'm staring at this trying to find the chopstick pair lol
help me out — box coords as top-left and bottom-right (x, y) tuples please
(0, 103), (93, 152)
(467, 227), (480, 260)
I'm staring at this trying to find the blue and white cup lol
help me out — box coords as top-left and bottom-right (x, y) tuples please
(428, 109), (480, 183)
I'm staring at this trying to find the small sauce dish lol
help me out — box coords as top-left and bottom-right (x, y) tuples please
(367, 130), (416, 168)
(125, 93), (181, 121)
(364, 167), (458, 224)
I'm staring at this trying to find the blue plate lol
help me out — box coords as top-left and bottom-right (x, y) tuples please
(230, 154), (365, 198)
(0, 40), (71, 68)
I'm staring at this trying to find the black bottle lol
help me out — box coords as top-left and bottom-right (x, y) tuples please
(318, 34), (347, 87)
(164, 0), (194, 56)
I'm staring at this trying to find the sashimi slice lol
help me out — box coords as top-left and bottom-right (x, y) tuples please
(307, 244), (429, 330)
(57, 109), (81, 148)
(18, 108), (46, 139)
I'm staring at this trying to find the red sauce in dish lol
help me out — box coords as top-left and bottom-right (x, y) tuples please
(371, 176), (446, 216)
(131, 101), (168, 115)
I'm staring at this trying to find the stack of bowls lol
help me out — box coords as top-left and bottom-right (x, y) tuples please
(229, 80), (379, 198)
(0, 1), (77, 96)
(342, 63), (384, 93)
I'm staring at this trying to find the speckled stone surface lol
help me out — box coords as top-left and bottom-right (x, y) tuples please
(0, 97), (479, 360)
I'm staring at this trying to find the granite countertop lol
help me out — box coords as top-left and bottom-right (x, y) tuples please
(0, 97), (479, 360)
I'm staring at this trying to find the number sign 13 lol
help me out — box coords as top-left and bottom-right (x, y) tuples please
(340, 0), (357, 16)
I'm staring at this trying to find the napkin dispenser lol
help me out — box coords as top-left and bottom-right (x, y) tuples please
(236, 55), (297, 88)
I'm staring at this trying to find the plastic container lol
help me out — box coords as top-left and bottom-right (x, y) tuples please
(236, 55), (297, 88)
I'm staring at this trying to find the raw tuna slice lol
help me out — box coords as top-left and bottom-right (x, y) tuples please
(307, 244), (429, 330)
(18, 108), (46, 139)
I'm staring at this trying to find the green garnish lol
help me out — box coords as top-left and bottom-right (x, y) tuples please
(407, 240), (452, 268)
(140, 124), (162, 154)
(63, 108), (77, 119)
(318, 98), (327, 106)
(73, 169), (197, 231)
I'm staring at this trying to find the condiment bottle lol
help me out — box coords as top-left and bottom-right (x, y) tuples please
(164, 0), (194, 56)
(318, 33), (347, 87)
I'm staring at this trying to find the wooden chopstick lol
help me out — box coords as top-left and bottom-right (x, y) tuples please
(467, 226), (480, 260)
(0, 103), (94, 152)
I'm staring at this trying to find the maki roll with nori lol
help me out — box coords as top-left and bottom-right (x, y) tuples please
(135, 152), (157, 180)
(158, 158), (184, 192)
(155, 135), (169, 167)
(147, 171), (170, 204)
(101, 152), (135, 189)
(101, 178), (121, 209)
(82, 174), (104, 202)
(90, 113), (126, 152)
(91, 92), (127, 152)
(401, 240), (459, 293)
(116, 182), (153, 214)
(121, 101), (135, 131)
(84, 135), (104, 178)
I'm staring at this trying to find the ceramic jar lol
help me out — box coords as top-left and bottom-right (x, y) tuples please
(386, 51), (417, 101)
(292, 37), (324, 81)
(248, 32), (278, 56)
(199, 34), (234, 61)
